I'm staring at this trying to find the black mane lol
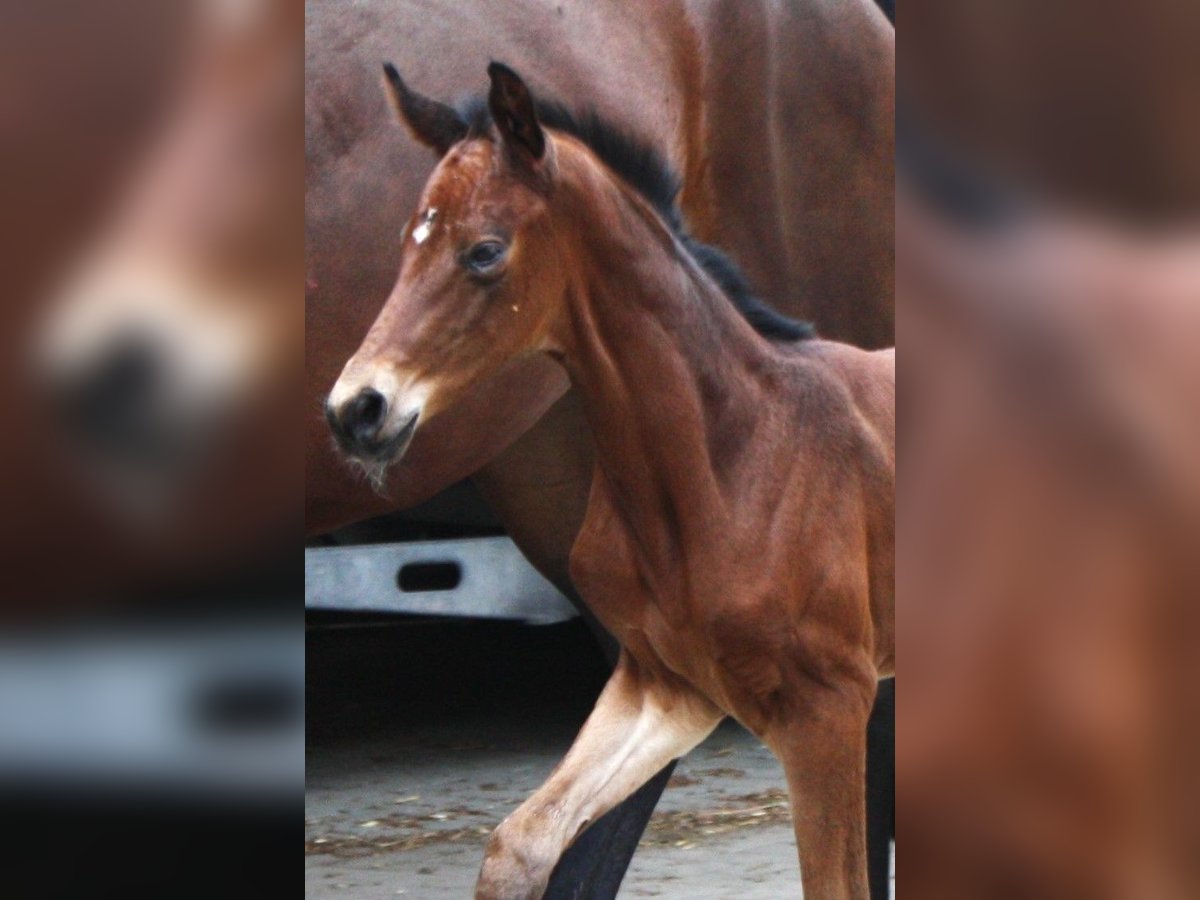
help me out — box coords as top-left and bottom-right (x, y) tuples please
(459, 96), (814, 343)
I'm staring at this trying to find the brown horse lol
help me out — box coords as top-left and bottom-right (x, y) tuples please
(326, 64), (895, 899)
(898, 180), (1200, 898)
(305, 0), (894, 539)
(904, 1), (1200, 216)
(4, 0), (301, 611)
(305, 3), (893, 894)
(37, 0), (302, 511)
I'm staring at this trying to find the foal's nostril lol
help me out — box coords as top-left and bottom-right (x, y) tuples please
(54, 333), (162, 447)
(347, 388), (387, 444)
(97, 335), (159, 395)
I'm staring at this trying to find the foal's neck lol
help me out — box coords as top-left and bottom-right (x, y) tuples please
(550, 162), (780, 552)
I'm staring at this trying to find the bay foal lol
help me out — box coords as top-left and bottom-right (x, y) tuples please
(327, 64), (895, 899)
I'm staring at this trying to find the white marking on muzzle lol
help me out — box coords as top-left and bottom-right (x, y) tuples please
(329, 365), (434, 447)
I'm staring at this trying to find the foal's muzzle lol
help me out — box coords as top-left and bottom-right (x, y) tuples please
(325, 387), (419, 462)
(50, 332), (179, 464)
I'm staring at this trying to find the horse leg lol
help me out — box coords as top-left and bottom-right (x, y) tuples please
(771, 680), (875, 900)
(865, 678), (895, 900)
(475, 652), (723, 900)
(542, 761), (676, 899)
(542, 588), (678, 900)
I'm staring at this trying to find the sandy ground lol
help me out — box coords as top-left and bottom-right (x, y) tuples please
(305, 618), (893, 898)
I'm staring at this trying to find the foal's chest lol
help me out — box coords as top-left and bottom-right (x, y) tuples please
(569, 479), (753, 694)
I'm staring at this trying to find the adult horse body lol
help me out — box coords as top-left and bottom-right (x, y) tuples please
(327, 64), (895, 898)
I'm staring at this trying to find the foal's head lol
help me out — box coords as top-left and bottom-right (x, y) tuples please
(327, 63), (581, 468)
(36, 0), (301, 508)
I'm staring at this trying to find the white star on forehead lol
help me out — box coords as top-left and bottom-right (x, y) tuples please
(412, 208), (437, 245)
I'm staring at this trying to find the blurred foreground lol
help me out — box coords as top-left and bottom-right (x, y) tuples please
(900, 4), (1200, 893)
(0, 0), (301, 613)
(901, 195), (1200, 898)
(0, 2), (302, 895)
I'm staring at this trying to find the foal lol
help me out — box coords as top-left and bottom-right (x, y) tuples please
(327, 64), (895, 899)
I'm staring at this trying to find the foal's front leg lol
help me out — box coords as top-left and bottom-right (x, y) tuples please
(771, 677), (876, 900)
(475, 652), (723, 900)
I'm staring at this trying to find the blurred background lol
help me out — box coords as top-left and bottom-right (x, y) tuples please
(0, 1), (301, 894)
(900, 1), (1200, 897)
(1, 0), (301, 612)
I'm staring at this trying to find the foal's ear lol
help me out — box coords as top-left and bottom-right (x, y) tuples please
(487, 62), (546, 163)
(382, 63), (467, 156)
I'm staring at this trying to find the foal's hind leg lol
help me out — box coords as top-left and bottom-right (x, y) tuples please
(475, 652), (723, 900)
(769, 678), (876, 900)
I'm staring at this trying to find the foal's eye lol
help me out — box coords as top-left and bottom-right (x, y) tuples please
(463, 240), (508, 276)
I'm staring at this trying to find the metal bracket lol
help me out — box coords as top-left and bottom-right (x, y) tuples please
(305, 537), (577, 624)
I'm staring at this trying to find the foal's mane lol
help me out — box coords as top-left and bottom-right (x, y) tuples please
(459, 97), (814, 343)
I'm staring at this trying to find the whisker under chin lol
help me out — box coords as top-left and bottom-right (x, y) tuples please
(332, 438), (395, 498)
(362, 459), (391, 496)
(353, 455), (392, 497)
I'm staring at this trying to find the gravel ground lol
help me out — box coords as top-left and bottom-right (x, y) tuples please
(305, 618), (893, 898)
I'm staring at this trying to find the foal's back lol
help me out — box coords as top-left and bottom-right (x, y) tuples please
(781, 339), (894, 477)
(807, 342), (896, 464)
